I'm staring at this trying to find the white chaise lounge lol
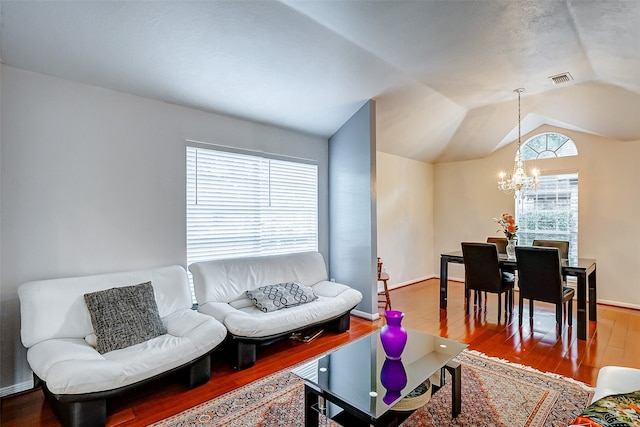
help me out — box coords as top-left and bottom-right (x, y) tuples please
(18, 265), (227, 427)
(189, 251), (363, 369)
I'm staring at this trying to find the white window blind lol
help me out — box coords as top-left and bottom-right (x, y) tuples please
(516, 172), (579, 261)
(186, 144), (318, 271)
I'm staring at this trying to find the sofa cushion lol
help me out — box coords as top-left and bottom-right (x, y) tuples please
(26, 308), (227, 395)
(84, 282), (167, 354)
(202, 286), (362, 338)
(246, 282), (317, 312)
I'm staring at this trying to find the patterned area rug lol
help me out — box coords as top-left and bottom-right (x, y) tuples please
(150, 350), (593, 427)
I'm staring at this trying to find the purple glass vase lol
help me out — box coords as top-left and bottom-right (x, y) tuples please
(380, 310), (407, 360)
(380, 358), (408, 405)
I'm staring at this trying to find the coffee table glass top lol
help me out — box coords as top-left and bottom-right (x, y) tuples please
(292, 329), (467, 419)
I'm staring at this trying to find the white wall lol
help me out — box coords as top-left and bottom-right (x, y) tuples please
(0, 65), (329, 392)
(376, 152), (434, 288)
(434, 125), (640, 308)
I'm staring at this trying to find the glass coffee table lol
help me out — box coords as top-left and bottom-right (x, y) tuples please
(292, 329), (467, 426)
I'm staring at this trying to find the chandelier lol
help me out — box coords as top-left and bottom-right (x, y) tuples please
(497, 88), (539, 198)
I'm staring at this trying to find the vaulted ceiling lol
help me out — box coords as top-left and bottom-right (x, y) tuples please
(1, 0), (638, 163)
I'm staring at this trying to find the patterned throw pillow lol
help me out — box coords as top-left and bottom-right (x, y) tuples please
(84, 282), (167, 354)
(569, 390), (640, 427)
(246, 282), (318, 313)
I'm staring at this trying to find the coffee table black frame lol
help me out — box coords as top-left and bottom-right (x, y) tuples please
(294, 329), (466, 426)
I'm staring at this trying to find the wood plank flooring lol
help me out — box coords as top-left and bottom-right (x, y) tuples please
(2, 278), (639, 426)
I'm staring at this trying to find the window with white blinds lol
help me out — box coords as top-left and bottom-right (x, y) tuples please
(186, 144), (318, 273)
(516, 172), (579, 261)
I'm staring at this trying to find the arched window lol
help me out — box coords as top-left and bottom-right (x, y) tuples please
(521, 132), (577, 160)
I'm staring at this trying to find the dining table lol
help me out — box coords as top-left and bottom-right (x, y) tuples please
(439, 250), (597, 340)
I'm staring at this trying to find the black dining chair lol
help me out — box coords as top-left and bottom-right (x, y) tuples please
(532, 239), (570, 282)
(486, 237), (508, 254)
(461, 242), (515, 322)
(515, 246), (575, 336)
(532, 239), (569, 259)
(481, 237), (510, 302)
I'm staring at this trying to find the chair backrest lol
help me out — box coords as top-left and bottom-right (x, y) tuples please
(461, 242), (503, 292)
(532, 239), (569, 259)
(486, 237), (508, 254)
(515, 246), (564, 304)
(377, 257), (383, 279)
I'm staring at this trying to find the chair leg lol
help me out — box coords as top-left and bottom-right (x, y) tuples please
(498, 292), (502, 323)
(568, 299), (573, 326)
(465, 288), (470, 315)
(509, 290), (514, 313)
(518, 296), (524, 326)
(529, 300), (534, 319)
(556, 304), (563, 336)
(505, 290), (510, 314)
(383, 279), (391, 311)
(474, 291), (483, 308)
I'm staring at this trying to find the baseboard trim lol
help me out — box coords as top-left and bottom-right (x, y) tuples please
(351, 309), (380, 321)
(1, 379), (34, 398)
(597, 299), (640, 311)
(387, 275), (435, 291)
(378, 275), (465, 292)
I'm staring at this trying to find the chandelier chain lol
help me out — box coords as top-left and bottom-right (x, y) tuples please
(515, 87), (524, 151)
(497, 88), (539, 199)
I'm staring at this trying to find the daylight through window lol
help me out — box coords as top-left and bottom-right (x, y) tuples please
(516, 172), (579, 261)
(186, 144), (318, 299)
(521, 132), (578, 160)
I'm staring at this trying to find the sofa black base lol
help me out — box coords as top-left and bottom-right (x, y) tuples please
(38, 352), (213, 427)
(230, 309), (353, 370)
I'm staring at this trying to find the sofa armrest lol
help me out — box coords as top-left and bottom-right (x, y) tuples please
(592, 366), (640, 403)
(164, 308), (227, 346)
(197, 301), (236, 324)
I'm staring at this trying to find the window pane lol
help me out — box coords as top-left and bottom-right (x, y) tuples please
(528, 137), (547, 153)
(546, 133), (568, 152)
(556, 142), (579, 157)
(516, 173), (578, 261)
(521, 145), (539, 160)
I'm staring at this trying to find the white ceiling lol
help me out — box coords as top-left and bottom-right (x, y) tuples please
(1, 0), (639, 163)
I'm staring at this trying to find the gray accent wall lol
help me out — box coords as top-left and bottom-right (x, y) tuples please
(0, 65), (330, 393)
(328, 100), (377, 316)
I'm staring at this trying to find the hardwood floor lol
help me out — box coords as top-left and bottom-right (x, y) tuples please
(2, 278), (639, 426)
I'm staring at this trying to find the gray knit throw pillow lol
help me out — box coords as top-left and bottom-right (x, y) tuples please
(246, 282), (318, 313)
(84, 281), (167, 354)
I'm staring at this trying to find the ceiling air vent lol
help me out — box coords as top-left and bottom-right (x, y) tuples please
(549, 72), (573, 85)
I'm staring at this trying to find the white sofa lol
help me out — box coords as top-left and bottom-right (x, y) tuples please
(18, 265), (227, 427)
(591, 365), (640, 403)
(568, 365), (640, 426)
(189, 251), (363, 369)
